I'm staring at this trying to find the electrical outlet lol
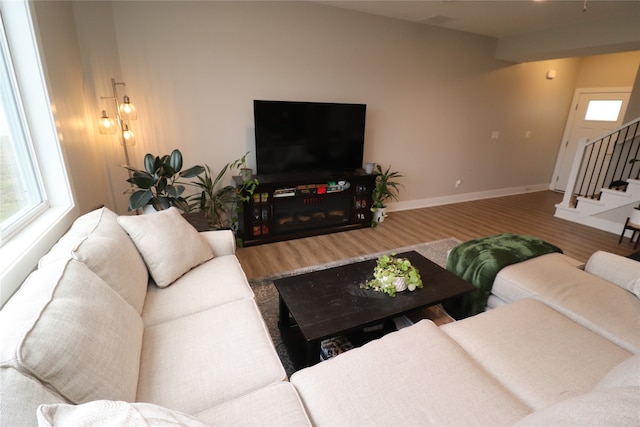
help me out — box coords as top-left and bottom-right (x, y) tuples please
(525, 131), (531, 138)
(455, 179), (462, 188)
(491, 131), (499, 140)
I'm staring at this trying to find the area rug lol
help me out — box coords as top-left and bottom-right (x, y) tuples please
(249, 237), (461, 377)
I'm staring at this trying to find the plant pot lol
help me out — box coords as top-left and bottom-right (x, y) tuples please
(182, 211), (209, 232)
(240, 168), (253, 182)
(365, 162), (376, 174)
(392, 277), (407, 292)
(142, 204), (157, 215)
(379, 275), (408, 293)
(373, 207), (387, 224)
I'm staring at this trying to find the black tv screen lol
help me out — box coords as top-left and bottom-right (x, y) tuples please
(254, 100), (366, 175)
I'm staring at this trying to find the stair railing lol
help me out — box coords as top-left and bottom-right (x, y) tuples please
(558, 117), (640, 208)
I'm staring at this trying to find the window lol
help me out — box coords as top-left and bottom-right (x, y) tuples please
(0, 1), (76, 306)
(0, 26), (47, 240)
(584, 99), (624, 122)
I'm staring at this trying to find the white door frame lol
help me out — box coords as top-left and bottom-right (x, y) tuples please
(550, 86), (632, 192)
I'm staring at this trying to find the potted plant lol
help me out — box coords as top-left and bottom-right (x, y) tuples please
(186, 152), (259, 232)
(370, 164), (403, 227)
(187, 163), (236, 229)
(123, 149), (204, 212)
(360, 253), (423, 297)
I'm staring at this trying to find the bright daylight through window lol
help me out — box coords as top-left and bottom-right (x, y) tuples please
(584, 99), (623, 122)
(0, 38), (46, 241)
(0, 1), (75, 306)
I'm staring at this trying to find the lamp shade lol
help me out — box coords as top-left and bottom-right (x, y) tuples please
(121, 123), (136, 146)
(98, 110), (116, 134)
(118, 95), (137, 120)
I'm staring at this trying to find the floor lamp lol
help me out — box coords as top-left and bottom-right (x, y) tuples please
(98, 77), (138, 178)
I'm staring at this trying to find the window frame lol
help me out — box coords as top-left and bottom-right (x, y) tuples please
(0, 17), (48, 240)
(0, 0), (77, 307)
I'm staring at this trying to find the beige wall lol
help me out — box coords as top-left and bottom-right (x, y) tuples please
(577, 51), (640, 125)
(36, 1), (640, 214)
(574, 51), (640, 89)
(32, 1), (112, 214)
(624, 62), (640, 122)
(107, 1), (582, 211)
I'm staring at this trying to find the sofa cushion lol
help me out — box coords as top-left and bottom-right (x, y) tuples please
(595, 354), (640, 390)
(513, 387), (640, 427)
(291, 319), (531, 426)
(200, 229), (236, 257)
(136, 298), (286, 414)
(441, 299), (632, 410)
(0, 259), (143, 404)
(118, 207), (213, 288)
(36, 400), (209, 427)
(142, 254), (254, 327)
(39, 207), (148, 313)
(1, 368), (67, 427)
(38, 208), (104, 261)
(585, 251), (640, 298)
(492, 253), (583, 303)
(492, 253), (640, 353)
(195, 382), (312, 426)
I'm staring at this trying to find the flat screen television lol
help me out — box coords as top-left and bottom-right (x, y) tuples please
(253, 100), (366, 175)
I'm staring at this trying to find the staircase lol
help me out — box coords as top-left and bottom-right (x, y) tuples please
(554, 117), (640, 235)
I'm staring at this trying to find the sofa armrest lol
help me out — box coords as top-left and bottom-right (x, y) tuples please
(585, 251), (639, 294)
(200, 230), (236, 257)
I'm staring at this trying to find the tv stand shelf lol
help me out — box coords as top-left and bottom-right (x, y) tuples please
(234, 170), (376, 246)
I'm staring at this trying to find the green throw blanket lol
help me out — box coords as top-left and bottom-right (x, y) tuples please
(446, 233), (562, 316)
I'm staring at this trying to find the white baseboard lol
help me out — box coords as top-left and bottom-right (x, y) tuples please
(385, 183), (551, 212)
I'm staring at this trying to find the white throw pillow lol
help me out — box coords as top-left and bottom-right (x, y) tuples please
(0, 259), (143, 404)
(40, 207), (148, 313)
(117, 207), (214, 288)
(37, 400), (209, 427)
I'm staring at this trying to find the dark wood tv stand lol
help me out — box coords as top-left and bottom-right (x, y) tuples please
(234, 170), (376, 246)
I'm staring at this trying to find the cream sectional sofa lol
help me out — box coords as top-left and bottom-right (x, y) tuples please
(291, 250), (640, 426)
(2, 205), (639, 426)
(0, 207), (311, 426)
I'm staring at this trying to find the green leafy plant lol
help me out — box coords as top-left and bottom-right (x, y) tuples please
(187, 152), (259, 231)
(188, 163), (236, 229)
(361, 253), (423, 297)
(371, 164), (404, 209)
(123, 149), (204, 212)
(229, 154), (259, 243)
(370, 164), (403, 227)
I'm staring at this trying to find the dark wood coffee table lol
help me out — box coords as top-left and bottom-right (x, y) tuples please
(274, 250), (475, 367)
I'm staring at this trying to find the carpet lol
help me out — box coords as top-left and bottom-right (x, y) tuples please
(249, 237), (461, 377)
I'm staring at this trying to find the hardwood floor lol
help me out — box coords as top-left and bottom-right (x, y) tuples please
(236, 190), (636, 280)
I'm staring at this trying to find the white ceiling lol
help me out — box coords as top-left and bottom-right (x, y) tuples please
(318, 1), (640, 61)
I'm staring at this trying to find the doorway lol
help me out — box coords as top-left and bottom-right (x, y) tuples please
(552, 88), (631, 192)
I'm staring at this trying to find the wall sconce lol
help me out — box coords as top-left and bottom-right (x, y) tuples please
(98, 77), (138, 170)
